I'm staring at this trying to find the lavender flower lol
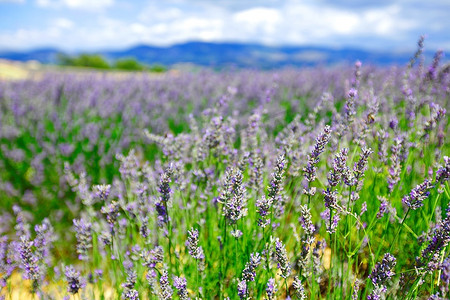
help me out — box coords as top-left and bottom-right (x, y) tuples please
(274, 238), (291, 278)
(268, 154), (286, 201)
(141, 246), (164, 269)
(231, 229), (243, 239)
(94, 269), (103, 281)
(13, 206), (30, 239)
(370, 253), (396, 285)
(256, 195), (273, 228)
(367, 285), (387, 300)
(352, 279), (362, 300)
(428, 293), (446, 300)
(146, 269), (159, 295)
(436, 156), (449, 184)
(376, 130), (389, 164)
(368, 253), (396, 299)
(33, 218), (54, 264)
(159, 269), (173, 300)
(360, 202), (367, 216)
(298, 204), (315, 244)
(65, 265), (85, 294)
(292, 276), (306, 300)
(121, 262), (138, 300)
(156, 166), (173, 225)
(122, 289), (140, 300)
(353, 147), (373, 183)
(187, 228), (204, 260)
(101, 200), (120, 230)
(388, 138), (403, 192)
(321, 208), (340, 234)
(237, 279), (248, 299)
(304, 126), (332, 191)
(323, 188), (338, 209)
(93, 184), (111, 201)
(223, 169), (247, 224)
(423, 103), (446, 137)
(249, 151), (264, 189)
(327, 148), (349, 187)
(18, 236), (40, 292)
(377, 196), (389, 219)
(73, 218), (92, 261)
(159, 166), (173, 204)
(425, 50), (444, 81)
(173, 276), (190, 300)
(420, 212), (450, 271)
(438, 257), (450, 293)
(402, 179), (433, 210)
(345, 88), (357, 125)
(218, 168), (234, 204)
(408, 35), (424, 68)
(0, 236), (9, 274)
(242, 252), (261, 282)
(266, 278), (277, 300)
(351, 60), (362, 89)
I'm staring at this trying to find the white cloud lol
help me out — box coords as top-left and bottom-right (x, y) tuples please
(0, 0), (25, 3)
(62, 0), (113, 9)
(1, 0), (447, 51)
(36, 0), (113, 10)
(52, 17), (74, 29)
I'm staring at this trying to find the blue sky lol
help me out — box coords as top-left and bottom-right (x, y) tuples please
(0, 0), (449, 52)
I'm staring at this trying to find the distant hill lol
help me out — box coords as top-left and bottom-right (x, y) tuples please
(0, 41), (437, 68)
(0, 48), (61, 64)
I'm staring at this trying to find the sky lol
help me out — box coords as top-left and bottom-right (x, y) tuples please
(0, 0), (449, 52)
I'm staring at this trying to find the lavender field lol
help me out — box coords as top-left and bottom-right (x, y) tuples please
(0, 40), (449, 299)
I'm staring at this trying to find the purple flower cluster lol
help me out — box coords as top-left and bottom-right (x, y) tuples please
(256, 195), (273, 228)
(298, 204), (315, 244)
(141, 246), (164, 269)
(436, 156), (449, 184)
(420, 211), (450, 271)
(327, 148), (349, 187)
(292, 276), (306, 299)
(268, 154), (286, 201)
(237, 279), (248, 299)
(18, 236), (41, 292)
(156, 166), (174, 226)
(387, 138), (403, 192)
(345, 88), (358, 126)
(73, 218), (92, 261)
(320, 208), (340, 234)
(274, 238), (291, 279)
(222, 168), (247, 225)
(121, 261), (139, 300)
(265, 278), (277, 300)
(64, 265), (85, 295)
(241, 252), (261, 282)
(368, 253), (396, 299)
(402, 179), (433, 210)
(304, 125), (332, 195)
(173, 276), (190, 300)
(187, 228), (204, 261)
(159, 269), (173, 300)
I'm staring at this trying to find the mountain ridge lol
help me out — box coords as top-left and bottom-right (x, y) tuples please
(0, 41), (438, 68)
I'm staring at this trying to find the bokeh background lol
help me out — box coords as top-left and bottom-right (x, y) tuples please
(1, 0), (449, 54)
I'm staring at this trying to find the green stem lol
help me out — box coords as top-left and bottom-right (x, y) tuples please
(196, 259), (200, 297)
(426, 191), (442, 226)
(328, 208), (333, 295)
(235, 225), (239, 278)
(285, 278), (288, 298)
(389, 207), (410, 253)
